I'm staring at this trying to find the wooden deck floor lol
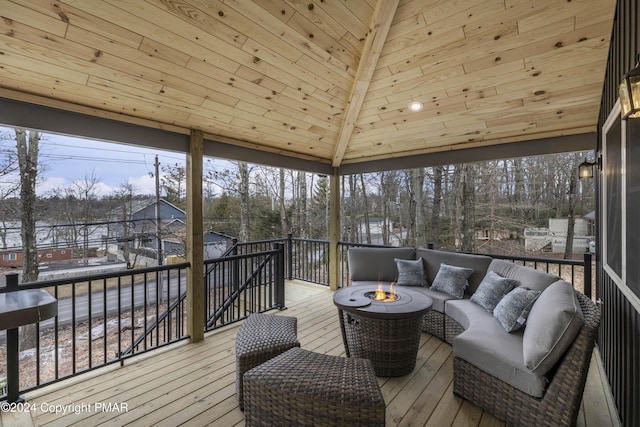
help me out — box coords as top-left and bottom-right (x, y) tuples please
(5, 280), (620, 427)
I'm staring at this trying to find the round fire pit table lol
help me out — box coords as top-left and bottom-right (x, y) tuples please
(333, 284), (432, 377)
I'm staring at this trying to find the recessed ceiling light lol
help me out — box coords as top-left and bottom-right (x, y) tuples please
(408, 101), (423, 112)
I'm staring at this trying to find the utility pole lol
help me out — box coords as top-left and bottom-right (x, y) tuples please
(155, 155), (162, 266)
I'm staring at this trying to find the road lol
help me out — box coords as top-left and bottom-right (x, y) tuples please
(42, 273), (187, 329)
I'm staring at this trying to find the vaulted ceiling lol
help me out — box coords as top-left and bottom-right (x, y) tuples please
(0, 0), (615, 172)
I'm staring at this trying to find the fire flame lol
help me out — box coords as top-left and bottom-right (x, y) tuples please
(389, 280), (396, 301)
(374, 281), (397, 302)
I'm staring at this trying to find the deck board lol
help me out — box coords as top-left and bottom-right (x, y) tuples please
(4, 280), (620, 427)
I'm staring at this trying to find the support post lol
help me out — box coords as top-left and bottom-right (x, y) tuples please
(329, 168), (340, 290)
(287, 232), (293, 280)
(274, 243), (286, 309)
(5, 273), (22, 403)
(186, 129), (204, 342)
(583, 252), (593, 299)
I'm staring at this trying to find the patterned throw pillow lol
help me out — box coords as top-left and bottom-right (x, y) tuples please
(394, 258), (427, 286)
(470, 271), (519, 313)
(493, 287), (541, 333)
(430, 263), (474, 299)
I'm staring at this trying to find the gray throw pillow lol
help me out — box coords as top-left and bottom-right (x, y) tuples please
(493, 287), (541, 332)
(430, 263), (474, 299)
(470, 271), (519, 313)
(394, 258), (427, 286)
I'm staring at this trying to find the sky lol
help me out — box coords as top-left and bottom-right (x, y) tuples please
(1, 126), (195, 197)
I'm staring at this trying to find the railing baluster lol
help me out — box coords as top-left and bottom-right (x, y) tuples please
(117, 276), (122, 362)
(54, 286), (59, 380)
(102, 278), (107, 364)
(87, 280), (92, 368)
(72, 283), (76, 374)
(143, 273), (148, 352)
(36, 322), (41, 386)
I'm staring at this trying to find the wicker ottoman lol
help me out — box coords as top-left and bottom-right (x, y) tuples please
(235, 313), (300, 410)
(244, 347), (385, 427)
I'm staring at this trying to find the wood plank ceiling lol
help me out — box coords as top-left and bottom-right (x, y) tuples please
(0, 0), (615, 169)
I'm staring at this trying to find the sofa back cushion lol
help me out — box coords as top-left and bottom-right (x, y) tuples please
(487, 259), (559, 292)
(416, 249), (492, 294)
(348, 247), (415, 282)
(523, 280), (584, 375)
(395, 258), (428, 286)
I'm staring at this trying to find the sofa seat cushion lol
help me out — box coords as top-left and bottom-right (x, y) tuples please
(487, 259), (559, 292)
(523, 280), (584, 375)
(449, 300), (548, 398)
(446, 299), (488, 330)
(348, 247), (415, 283)
(404, 287), (455, 313)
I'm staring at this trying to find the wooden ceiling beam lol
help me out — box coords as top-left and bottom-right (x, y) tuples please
(331, 0), (399, 167)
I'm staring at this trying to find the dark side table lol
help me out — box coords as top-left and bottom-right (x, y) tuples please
(0, 288), (57, 402)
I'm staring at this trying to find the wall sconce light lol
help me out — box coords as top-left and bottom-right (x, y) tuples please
(619, 54), (640, 120)
(578, 156), (602, 179)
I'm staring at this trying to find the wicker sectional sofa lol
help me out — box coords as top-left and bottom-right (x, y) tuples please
(347, 246), (600, 427)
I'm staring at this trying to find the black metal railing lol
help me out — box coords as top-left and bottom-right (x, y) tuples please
(0, 263), (189, 399)
(490, 252), (594, 298)
(204, 243), (285, 331)
(0, 237), (595, 401)
(232, 235), (330, 285)
(335, 242), (594, 298)
(124, 243), (287, 352)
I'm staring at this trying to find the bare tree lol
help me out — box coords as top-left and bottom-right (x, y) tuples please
(406, 168), (426, 247)
(161, 162), (187, 208)
(73, 172), (101, 261)
(238, 162), (250, 241)
(111, 183), (139, 267)
(359, 174), (372, 244)
(279, 168), (288, 236)
(0, 133), (20, 248)
(15, 128), (40, 282)
(564, 154), (581, 259)
(296, 171), (308, 237)
(430, 166), (443, 247)
(15, 128), (40, 350)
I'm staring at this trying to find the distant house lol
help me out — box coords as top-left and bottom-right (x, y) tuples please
(0, 219), (106, 267)
(475, 229), (514, 241)
(359, 217), (387, 235)
(204, 231), (235, 259)
(109, 199), (234, 263)
(356, 217), (404, 246)
(0, 248), (73, 268)
(108, 198), (187, 261)
(524, 217), (593, 253)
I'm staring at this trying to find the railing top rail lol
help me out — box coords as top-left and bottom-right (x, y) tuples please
(235, 238), (287, 246)
(0, 262), (191, 293)
(338, 241), (397, 248)
(290, 237), (330, 244)
(483, 252), (585, 266)
(338, 241), (586, 266)
(204, 248), (280, 265)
